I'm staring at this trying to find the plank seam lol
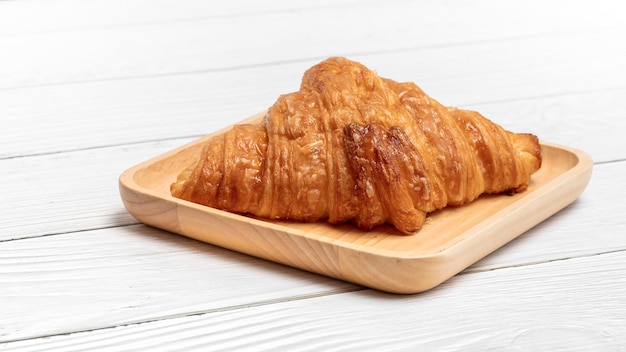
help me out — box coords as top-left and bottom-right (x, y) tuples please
(0, 287), (365, 345)
(462, 248), (626, 275)
(1, 25), (624, 93)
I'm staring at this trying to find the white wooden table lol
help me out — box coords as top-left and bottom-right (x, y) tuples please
(2, 0), (625, 350)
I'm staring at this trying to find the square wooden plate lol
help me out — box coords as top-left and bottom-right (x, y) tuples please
(119, 112), (593, 294)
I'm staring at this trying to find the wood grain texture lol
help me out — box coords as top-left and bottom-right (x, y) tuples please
(0, 0), (378, 36)
(0, 139), (192, 241)
(0, 225), (357, 343)
(4, 250), (625, 351)
(1, 0), (622, 90)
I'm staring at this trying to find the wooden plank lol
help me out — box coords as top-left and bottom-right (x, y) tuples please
(1, 0), (623, 90)
(2, 0), (621, 37)
(3, 250), (624, 350)
(0, 224), (359, 343)
(2, 30), (626, 160)
(0, 0), (349, 35)
(0, 139), (191, 241)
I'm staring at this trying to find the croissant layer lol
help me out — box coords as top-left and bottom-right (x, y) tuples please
(171, 57), (542, 234)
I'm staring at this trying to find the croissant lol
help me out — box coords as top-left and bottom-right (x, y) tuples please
(171, 57), (542, 234)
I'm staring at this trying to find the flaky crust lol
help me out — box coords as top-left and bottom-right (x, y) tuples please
(171, 57), (542, 234)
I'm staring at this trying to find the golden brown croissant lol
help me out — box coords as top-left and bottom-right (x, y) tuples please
(171, 57), (542, 234)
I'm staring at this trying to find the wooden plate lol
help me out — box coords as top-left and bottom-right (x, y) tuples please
(119, 112), (593, 294)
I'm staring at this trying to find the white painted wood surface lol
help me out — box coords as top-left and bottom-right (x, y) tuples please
(1, 0), (624, 350)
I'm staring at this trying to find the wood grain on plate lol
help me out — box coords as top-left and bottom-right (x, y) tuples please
(119, 113), (592, 294)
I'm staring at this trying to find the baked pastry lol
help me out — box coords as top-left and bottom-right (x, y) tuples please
(171, 57), (542, 234)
